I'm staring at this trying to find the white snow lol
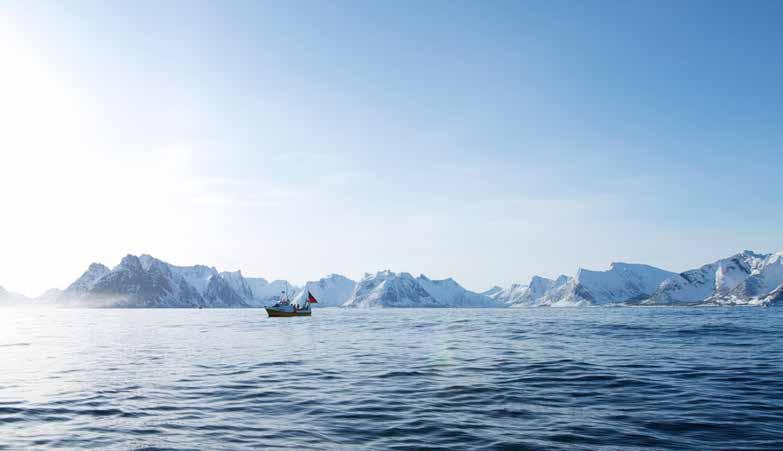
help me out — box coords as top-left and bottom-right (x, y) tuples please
(342, 271), (501, 308)
(65, 263), (110, 293)
(31, 249), (783, 308)
(292, 274), (356, 307)
(246, 278), (296, 305)
(342, 271), (442, 308)
(540, 263), (677, 306)
(649, 251), (768, 305)
(493, 275), (570, 307)
(416, 275), (503, 308)
(704, 251), (783, 305)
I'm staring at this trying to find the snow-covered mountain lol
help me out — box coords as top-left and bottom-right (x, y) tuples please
(11, 248), (783, 308)
(64, 263), (110, 296)
(487, 251), (783, 308)
(701, 252), (783, 306)
(244, 278), (297, 307)
(342, 271), (442, 308)
(51, 254), (304, 308)
(673, 251), (783, 305)
(492, 275), (569, 307)
(292, 274), (356, 307)
(493, 263), (676, 307)
(484, 250), (783, 308)
(489, 283), (526, 302)
(416, 275), (504, 307)
(646, 251), (771, 305)
(491, 264), (675, 308)
(539, 263), (677, 306)
(69, 254), (215, 307)
(342, 270), (501, 308)
(220, 270), (255, 302)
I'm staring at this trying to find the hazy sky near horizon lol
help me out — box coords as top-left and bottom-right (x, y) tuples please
(2, 1), (782, 296)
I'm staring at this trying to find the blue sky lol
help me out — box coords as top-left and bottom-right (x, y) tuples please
(1, 1), (782, 295)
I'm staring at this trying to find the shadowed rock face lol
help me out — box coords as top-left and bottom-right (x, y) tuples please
(203, 275), (248, 307)
(220, 271), (255, 302)
(728, 275), (767, 299)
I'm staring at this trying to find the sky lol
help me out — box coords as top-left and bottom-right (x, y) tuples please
(1, 0), (782, 296)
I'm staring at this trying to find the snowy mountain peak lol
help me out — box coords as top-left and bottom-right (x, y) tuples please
(528, 276), (552, 291)
(56, 254), (261, 308)
(14, 248), (783, 309)
(118, 254), (143, 271)
(529, 275), (549, 284)
(544, 262), (677, 306)
(343, 271), (500, 308)
(702, 251), (783, 306)
(417, 275), (459, 288)
(344, 270), (438, 308)
(492, 274), (570, 307)
(65, 262), (111, 293)
(648, 250), (771, 305)
(608, 262), (659, 272)
(491, 283), (531, 306)
(415, 274), (458, 284)
(292, 274), (356, 307)
(417, 275), (503, 308)
(88, 262), (110, 273)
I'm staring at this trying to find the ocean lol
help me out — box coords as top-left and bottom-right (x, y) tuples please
(1, 307), (782, 450)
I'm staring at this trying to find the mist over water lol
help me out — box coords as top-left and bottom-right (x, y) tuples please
(1, 307), (782, 450)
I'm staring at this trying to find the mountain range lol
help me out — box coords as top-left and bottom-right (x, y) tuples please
(342, 271), (502, 308)
(3, 249), (783, 308)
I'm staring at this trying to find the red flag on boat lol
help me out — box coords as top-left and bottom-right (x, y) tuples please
(307, 291), (318, 303)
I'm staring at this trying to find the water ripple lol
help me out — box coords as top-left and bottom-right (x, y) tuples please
(1, 307), (783, 449)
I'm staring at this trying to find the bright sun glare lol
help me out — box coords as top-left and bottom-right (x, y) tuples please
(0, 22), (200, 294)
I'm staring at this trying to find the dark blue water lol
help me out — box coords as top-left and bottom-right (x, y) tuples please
(1, 307), (782, 450)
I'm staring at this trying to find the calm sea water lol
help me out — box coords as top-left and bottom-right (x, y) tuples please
(1, 307), (782, 450)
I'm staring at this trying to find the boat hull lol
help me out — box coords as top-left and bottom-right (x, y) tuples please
(265, 308), (311, 317)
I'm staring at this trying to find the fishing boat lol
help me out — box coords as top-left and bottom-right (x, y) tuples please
(265, 289), (318, 317)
